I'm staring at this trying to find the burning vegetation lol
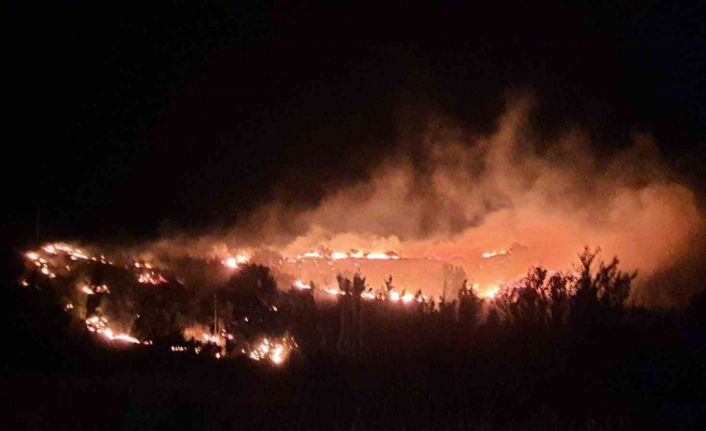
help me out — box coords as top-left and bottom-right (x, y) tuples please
(8, 113), (706, 429)
(13, 100), (706, 372)
(19, 242), (298, 365)
(8, 98), (706, 429)
(132, 98), (703, 310)
(19, 237), (643, 366)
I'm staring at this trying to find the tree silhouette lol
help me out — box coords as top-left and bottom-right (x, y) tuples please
(219, 263), (280, 336)
(132, 280), (190, 342)
(571, 247), (636, 327)
(384, 275), (394, 295)
(458, 280), (483, 331)
(496, 267), (550, 329)
(494, 247), (636, 331)
(336, 274), (355, 354)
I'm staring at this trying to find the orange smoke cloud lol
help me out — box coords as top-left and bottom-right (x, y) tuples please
(143, 95), (704, 305)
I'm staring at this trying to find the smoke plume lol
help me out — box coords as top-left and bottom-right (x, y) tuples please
(142, 95), (704, 306)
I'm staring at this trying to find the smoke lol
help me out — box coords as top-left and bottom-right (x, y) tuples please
(142, 94), (704, 306)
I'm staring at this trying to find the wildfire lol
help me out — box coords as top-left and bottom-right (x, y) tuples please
(388, 291), (422, 303)
(203, 332), (224, 345)
(295, 249), (401, 261)
(331, 251), (348, 260)
(481, 249), (510, 259)
(361, 290), (376, 300)
(301, 251), (323, 259)
(366, 252), (400, 260)
(80, 284), (110, 295)
(323, 287), (343, 296)
(85, 315), (142, 344)
(293, 280), (312, 290)
(21, 242), (116, 284)
(42, 242), (102, 262)
(475, 283), (500, 299)
(246, 335), (296, 365)
(26, 250), (57, 278)
(19, 240), (508, 367)
(137, 271), (167, 285)
(224, 254), (249, 269)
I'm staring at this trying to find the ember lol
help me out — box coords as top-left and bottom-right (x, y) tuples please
(246, 335), (297, 365)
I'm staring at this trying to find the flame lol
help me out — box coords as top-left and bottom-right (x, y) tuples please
(331, 251), (349, 260)
(42, 243), (91, 261)
(202, 332), (221, 344)
(301, 251), (323, 259)
(224, 254), (249, 269)
(294, 249), (402, 261)
(481, 249), (510, 259)
(85, 315), (142, 344)
(324, 287), (343, 296)
(366, 252), (400, 260)
(138, 271), (167, 285)
(293, 280), (312, 290)
(22, 242), (110, 283)
(81, 284), (110, 295)
(475, 284), (500, 299)
(246, 335), (296, 365)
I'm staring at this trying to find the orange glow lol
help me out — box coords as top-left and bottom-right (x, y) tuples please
(247, 335), (296, 365)
(325, 287), (342, 296)
(475, 284), (500, 299)
(481, 250), (510, 259)
(224, 254), (249, 269)
(361, 291), (376, 300)
(366, 252), (397, 260)
(301, 251), (322, 259)
(293, 280), (311, 290)
(138, 271), (167, 285)
(331, 251), (349, 260)
(85, 315), (142, 344)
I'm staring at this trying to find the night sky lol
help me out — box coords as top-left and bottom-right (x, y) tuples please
(5, 1), (705, 247)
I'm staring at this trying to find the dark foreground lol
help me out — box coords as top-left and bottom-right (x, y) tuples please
(2, 314), (706, 431)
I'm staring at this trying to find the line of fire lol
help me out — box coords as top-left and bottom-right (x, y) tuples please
(18, 239), (637, 366)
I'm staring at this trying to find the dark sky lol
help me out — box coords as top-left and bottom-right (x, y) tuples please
(4, 1), (705, 247)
